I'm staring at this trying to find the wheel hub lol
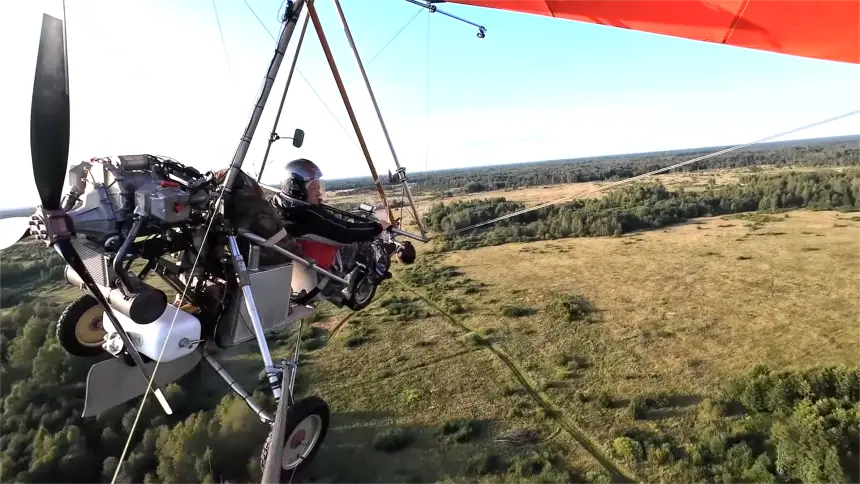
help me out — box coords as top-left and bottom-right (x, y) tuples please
(75, 306), (106, 347)
(281, 415), (323, 470)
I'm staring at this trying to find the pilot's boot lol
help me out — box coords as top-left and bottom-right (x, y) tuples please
(341, 264), (366, 301)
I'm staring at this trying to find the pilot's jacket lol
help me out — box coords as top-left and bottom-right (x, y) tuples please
(269, 193), (383, 244)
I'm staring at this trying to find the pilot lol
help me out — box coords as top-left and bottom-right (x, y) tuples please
(269, 158), (392, 297)
(269, 158), (391, 242)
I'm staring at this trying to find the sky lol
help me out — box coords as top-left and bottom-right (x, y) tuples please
(0, 0), (858, 211)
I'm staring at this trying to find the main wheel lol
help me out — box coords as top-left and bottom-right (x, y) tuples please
(56, 294), (107, 357)
(344, 272), (377, 311)
(397, 241), (416, 264)
(260, 396), (330, 481)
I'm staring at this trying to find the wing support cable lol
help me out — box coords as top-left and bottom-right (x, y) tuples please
(439, 109), (860, 238)
(112, 3), (307, 482)
(332, 0), (428, 238)
(306, 0), (398, 225)
(257, 8), (311, 182)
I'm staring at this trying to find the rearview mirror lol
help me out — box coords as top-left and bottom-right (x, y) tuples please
(292, 128), (304, 148)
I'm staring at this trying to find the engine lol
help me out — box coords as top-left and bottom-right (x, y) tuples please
(57, 153), (216, 309)
(64, 154), (211, 246)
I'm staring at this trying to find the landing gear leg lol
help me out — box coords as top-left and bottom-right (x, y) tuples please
(225, 236), (331, 483)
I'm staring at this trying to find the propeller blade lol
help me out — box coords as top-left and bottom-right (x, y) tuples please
(30, 13), (70, 211)
(26, 13), (173, 416)
(0, 217), (34, 250)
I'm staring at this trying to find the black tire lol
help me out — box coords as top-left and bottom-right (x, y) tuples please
(397, 241), (416, 264)
(56, 294), (108, 357)
(260, 396), (330, 481)
(343, 272), (377, 311)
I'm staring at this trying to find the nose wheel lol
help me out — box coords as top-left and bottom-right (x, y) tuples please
(261, 395), (330, 481)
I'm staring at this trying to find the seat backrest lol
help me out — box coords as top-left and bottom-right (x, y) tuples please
(297, 238), (339, 270)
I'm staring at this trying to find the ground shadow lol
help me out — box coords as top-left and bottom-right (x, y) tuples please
(299, 415), (507, 483)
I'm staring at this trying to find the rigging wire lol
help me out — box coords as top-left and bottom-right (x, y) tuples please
(425, 8), (430, 179)
(112, 5), (293, 482)
(258, 10), (312, 182)
(244, 1), (427, 158)
(111, 181), (230, 484)
(244, 0), (270, 35)
(296, 69), (363, 151)
(243, 0), (362, 152)
(441, 109), (860, 237)
(343, 7), (424, 86)
(212, 0), (234, 79)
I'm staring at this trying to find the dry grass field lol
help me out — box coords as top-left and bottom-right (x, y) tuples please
(2, 164), (855, 483)
(277, 206), (859, 482)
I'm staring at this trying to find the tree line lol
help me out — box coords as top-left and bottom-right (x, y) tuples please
(425, 168), (860, 250)
(326, 135), (859, 194)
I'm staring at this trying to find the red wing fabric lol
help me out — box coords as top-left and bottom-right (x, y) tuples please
(438, 0), (859, 64)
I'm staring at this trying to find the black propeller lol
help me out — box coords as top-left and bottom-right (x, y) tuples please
(30, 14), (70, 211)
(29, 13), (173, 415)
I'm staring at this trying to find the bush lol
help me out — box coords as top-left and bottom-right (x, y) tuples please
(697, 397), (727, 425)
(380, 296), (427, 321)
(458, 332), (485, 347)
(627, 398), (645, 419)
(612, 436), (644, 461)
(443, 298), (467, 314)
(301, 337), (325, 351)
(500, 305), (535, 317)
(345, 327), (372, 348)
(467, 453), (507, 476)
(549, 294), (595, 322)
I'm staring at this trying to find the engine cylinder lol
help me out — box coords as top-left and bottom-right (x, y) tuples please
(64, 267), (167, 324)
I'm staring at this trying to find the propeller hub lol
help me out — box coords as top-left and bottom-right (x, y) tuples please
(30, 207), (74, 247)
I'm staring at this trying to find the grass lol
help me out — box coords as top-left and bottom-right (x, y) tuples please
(438, 209), (858, 481)
(4, 166), (856, 483)
(288, 255), (615, 481)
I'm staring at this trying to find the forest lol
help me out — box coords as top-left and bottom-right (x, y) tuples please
(614, 364), (859, 483)
(326, 135), (859, 194)
(0, 243), (278, 483)
(425, 169), (860, 250)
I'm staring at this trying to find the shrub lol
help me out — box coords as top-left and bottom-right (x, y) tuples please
(467, 453), (507, 476)
(612, 436), (644, 461)
(549, 294), (595, 322)
(627, 398), (645, 419)
(500, 305), (535, 318)
(458, 332), (485, 347)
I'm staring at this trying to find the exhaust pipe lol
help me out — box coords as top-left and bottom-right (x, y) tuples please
(65, 266), (167, 324)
